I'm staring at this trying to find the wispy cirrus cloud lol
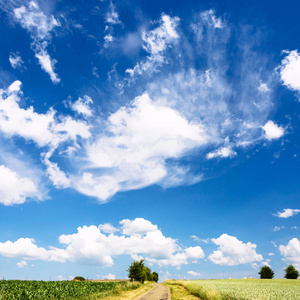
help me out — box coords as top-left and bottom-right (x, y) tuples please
(13, 1), (60, 83)
(125, 14), (180, 79)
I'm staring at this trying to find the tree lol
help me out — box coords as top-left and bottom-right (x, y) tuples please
(258, 266), (274, 279)
(152, 272), (159, 282)
(284, 265), (299, 279)
(127, 260), (147, 283)
(144, 266), (153, 281)
(127, 260), (159, 283)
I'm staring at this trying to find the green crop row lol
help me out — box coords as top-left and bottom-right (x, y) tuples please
(0, 280), (127, 300)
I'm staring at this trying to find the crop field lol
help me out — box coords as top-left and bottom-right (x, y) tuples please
(165, 279), (300, 300)
(0, 280), (131, 300)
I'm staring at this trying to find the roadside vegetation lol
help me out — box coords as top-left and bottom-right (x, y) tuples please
(164, 279), (300, 300)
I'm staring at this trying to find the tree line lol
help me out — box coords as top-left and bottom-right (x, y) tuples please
(259, 265), (299, 279)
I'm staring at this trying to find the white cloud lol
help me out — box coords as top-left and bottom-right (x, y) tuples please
(121, 218), (158, 236)
(251, 263), (259, 269)
(142, 14), (180, 55)
(0, 81), (91, 149)
(206, 146), (237, 159)
(105, 2), (121, 25)
(98, 223), (119, 234)
(268, 253), (274, 256)
(279, 238), (300, 268)
(199, 10), (223, 29)
(190, 235), (210, 244)
(43, 155), (71, 189)
(14, 2), (60, 83)
(0, 165), (41, 205)
(9, 53), (24, 69)
(261, 261), (270, 267)
(187, 270), (201, 276)
(126, 14), (180, 78)
(271, 241), (277, 248)
(102, 273), (116, 280)
(16, 260), (28, 268)
(0, 218), (205, 268)
(75, 92), (207, 201)
(278, 50), (300, 92)
(274, 226), (286, 232)
(208, 234), (263, 266)
(258, 81), (269, 92)
(34, 47), (60, 83)
(262, 121), (284, 140)
(55, 275), (74, 281)
(71, 96), (93, 117)
(274, 208), (300, 218)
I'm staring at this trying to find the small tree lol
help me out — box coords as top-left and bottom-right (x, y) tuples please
(152, 272), (159, 282)
(258, 266), (274, 279)
(127, 260), (147, 283)
(144, 267), (153, 281)
(285, 265), (299, 279)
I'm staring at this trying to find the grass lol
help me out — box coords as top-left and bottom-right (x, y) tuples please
(163, 280), (200, 300)
(164, 279), (300, 300)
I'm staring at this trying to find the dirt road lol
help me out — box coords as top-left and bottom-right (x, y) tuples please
(134, 283), (170, 300)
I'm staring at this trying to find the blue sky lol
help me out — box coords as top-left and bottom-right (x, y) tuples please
(0, 0), (299, 281)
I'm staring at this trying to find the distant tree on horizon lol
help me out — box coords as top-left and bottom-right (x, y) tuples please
(127, 260), (159, 283)
(258, 266), (274, 279)
(284, 265), (299, 279)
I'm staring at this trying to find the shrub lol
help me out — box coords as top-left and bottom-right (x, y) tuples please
(258, 266), (274, 279)
(284, 265), (299, 279)
(73, 276), (85, 281)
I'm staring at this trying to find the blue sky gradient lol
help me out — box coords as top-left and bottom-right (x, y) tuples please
(0, 0), (299, 281)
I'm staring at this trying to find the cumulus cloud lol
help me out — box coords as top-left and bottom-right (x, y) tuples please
(71, 96), (93, 117)
(102, 273), (116, 280)
(0, 237), (66, 262)
(274, 208), (300, 218)
(208, 234), (263, 266)
(14, 2), (60, 83)
(187, 270), (201, 276)
(206, 146), (237, 159)
(278, 50), (300, 93)
(75, 92), (207, 201)
(9, 52), (24, 69)
(0, 218), (205, 267)
(121, 218), (158, 236)
(262, 121), (284, 140)
(0, 81), (92, 198)
(0, 81), (91, 148)
(126, 14), (180, 78)
(279, 238), (300, 268)
(98, 223), (119, 234)
(16, 260), (28, 268)
(0, 165), (41, 205)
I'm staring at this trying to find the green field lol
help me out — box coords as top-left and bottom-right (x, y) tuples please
(167, 279), (300, 300)
(0, 280), (134, 300)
